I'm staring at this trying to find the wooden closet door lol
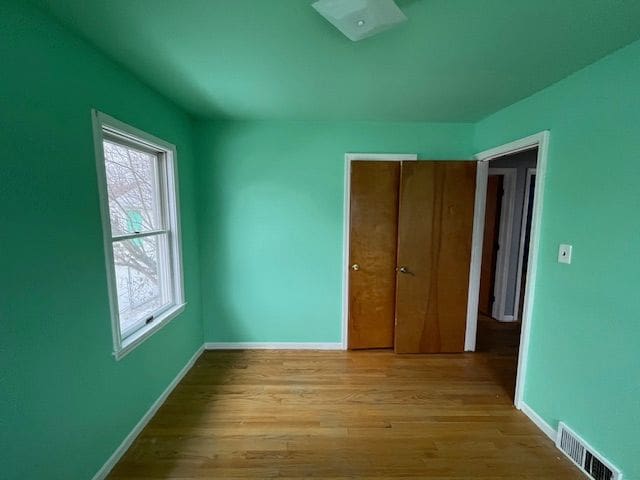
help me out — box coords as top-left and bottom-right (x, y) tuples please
(394, 161), (476, 353)
(348, 161), (400, 349)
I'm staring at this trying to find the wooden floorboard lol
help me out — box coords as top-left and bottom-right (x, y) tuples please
(108, 319), (580, 479)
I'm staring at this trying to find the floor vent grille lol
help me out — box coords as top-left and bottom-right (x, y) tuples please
(556, 422), (622, 480)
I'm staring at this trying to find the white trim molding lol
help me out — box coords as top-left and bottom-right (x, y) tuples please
(475, 132), (549, 162)
(341, 153), (418, 350)
(205, 342), (343, 350)
(92, 345), (204, 480)
(520, 401), (557, 441)
(464, 161), (489, 351)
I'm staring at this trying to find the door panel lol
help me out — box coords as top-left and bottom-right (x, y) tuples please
(479, 175), (503, 316)
(394, 161), (476, 353)
(348, 161), (400, 349)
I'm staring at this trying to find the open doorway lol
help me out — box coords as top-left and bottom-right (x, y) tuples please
(474, 147), (539, 399)
(465, 132), (549, 408)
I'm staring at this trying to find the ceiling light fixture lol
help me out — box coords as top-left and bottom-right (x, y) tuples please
(312, 0), (407, 42)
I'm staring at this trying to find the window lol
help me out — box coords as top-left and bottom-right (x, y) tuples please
(92, 110), (185, 359)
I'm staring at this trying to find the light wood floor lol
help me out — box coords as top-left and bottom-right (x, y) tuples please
(108, 320), (580, 479)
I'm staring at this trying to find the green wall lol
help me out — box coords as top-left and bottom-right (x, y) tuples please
(195, 120), (474, 343)
(475, 38), (640, 479)
(0, 2), (203, 479)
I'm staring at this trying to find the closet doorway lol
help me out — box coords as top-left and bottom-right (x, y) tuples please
(344, 155), (477, 353)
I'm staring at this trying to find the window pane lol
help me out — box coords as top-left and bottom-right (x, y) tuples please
(112, 234), (172, 336)
(103, 140), (161, 236)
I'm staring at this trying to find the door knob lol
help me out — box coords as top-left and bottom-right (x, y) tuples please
(398, 266), (409, 274)
(351, 264), (360, 271)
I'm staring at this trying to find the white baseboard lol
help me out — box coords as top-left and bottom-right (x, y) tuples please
(204, 342), (343, 350)
(519, 401), (557, 441)
(496, 314), (515, 322)
(92, 344), (205, 480)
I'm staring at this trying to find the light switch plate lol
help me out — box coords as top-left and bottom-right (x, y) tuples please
(558, 244), (572, 264)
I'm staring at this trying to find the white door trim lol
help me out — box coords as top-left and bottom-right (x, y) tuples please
(465, 131), (550, 410)
(487, 167), (518, 321)
(464, 161), (489, 352)
(512, 167), (537, 321)
(341, 153), (418, 350)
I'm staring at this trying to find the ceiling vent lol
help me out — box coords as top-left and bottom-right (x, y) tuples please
(556, 422), (622, 480)
(312, 0), (407, 42)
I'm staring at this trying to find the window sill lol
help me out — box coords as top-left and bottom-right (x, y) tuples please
(113, 302), (187, 361)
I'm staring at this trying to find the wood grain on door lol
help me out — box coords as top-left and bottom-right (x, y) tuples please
(394, 161), (476, 353)
(348, 161), (400, 349)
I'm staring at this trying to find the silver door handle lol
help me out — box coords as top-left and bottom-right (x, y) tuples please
(351, 264), (360, 271)
(398, 266), (410, 274)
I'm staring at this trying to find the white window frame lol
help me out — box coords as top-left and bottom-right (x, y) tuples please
(92, 110), (186, 360)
